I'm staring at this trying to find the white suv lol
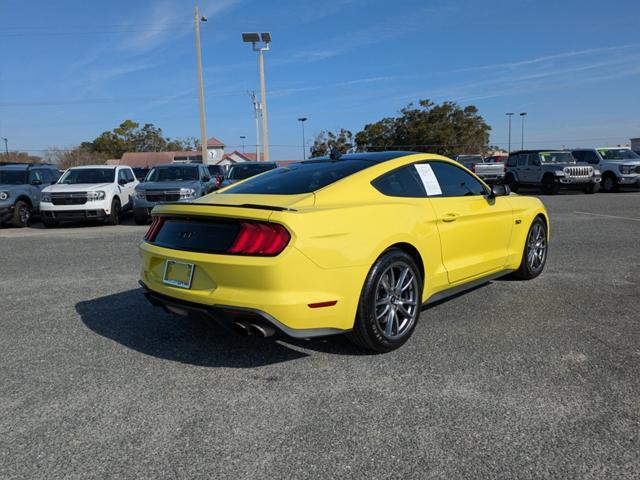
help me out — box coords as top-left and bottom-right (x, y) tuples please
(40, 165), (138, 226)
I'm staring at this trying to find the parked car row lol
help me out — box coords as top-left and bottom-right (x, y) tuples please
(0, 161), (279, 228)
(454, 147), (640, 195)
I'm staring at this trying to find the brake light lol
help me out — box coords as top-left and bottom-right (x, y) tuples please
(229, 221), (290, 256)
(144, 216), (164, 241)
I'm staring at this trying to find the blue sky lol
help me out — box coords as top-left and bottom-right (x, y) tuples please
(1, 0), (639, 160)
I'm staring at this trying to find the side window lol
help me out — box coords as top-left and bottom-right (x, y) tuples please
(117, 169), (127, 183)
(126, 169), (135, 182)
(28, 170), (44, 184)
(49, 169), (61, 182)
(527, 154), (540, 166)
(507, 155), (518, 167)
(429, 161), (486, 197)
(41, 169), (55, 184)
(517, 154), (527, 167)
(372, 164), (427, 198)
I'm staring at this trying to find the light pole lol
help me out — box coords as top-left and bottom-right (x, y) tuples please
(240, 135), (246, 153)
(1, 137), (7, 155)
(242, 32), (271, 162)
(519, 112), (528, 150)
(194, 7), (208, 165)
(505, 113), (514, 153)
(248, 90), (261, 161)
(297, 117), (307, 160)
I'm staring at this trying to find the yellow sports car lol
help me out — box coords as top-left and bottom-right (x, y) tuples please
(139, 151), (549, 352)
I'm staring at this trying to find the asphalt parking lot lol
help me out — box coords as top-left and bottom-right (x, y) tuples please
(1, 191), (639, 480)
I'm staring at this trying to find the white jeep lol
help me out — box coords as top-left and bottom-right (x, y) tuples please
(40, 165), (138, 226)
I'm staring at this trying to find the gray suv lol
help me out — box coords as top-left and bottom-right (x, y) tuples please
(571, 148), (640, 192)
(132, 163), (216, 224)
(505, 150), (601, 195)
(0, 163), (60, 227)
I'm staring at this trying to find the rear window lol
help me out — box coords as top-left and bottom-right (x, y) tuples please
(224, 160), (375, 195)
(227, 164), (276, 180)
(147, 166), (198, 182)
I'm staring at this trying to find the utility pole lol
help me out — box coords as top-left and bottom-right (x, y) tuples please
(243, 33), (271, 162)
(194, 7), (208, 165)
(520, 112), (528, 150)
(248, 90), (261, 161)
(505, 113), (514, 153)
(297, 117), (308, 160)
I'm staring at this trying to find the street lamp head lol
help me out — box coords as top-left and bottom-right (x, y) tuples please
(297, 117), (307, 122)
(260, 32), (271, 43)
(240, 135), (246, 139)
(520, 112), (527, 116)
(200, 16), (207, 22)
(506, 112), (514, 116)
(242, 32), (260, 43)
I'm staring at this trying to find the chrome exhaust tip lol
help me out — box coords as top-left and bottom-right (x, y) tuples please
(232, 321), (252, 336)
(249, 323), (276, 338)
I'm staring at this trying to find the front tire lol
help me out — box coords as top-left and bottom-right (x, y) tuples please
(513, 217), (548, 280)
(106, 198), (121, 225)
(541, 176), (560, 195)
(602, 174), (618, 193)
(348, 250), (422, 353)
(12, 200), (32, 227)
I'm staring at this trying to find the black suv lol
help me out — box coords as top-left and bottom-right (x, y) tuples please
(0, 163), (60, 227)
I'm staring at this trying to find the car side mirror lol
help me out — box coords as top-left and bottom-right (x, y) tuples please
(487, 184), (510, 198)
(118, 178), (127, 186)
(31, 179), (42, 185)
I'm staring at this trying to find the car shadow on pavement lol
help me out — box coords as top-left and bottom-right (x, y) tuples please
(76, 288), (367, 368)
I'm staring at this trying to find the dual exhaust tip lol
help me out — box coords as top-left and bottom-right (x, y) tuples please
(232, 320), (276, 338)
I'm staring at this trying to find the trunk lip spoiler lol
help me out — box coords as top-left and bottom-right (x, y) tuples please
(157, 202), (297, 212)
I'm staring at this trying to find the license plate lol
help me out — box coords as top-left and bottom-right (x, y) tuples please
(162, 260), (195, 289)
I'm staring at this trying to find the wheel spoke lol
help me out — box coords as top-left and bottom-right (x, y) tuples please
(376, 298), (390, 307)
(380, 277), (392, 294)
(396, 267), (409, 291)
(376, 305), (390, 320)
(400, 272), (414, 292)
(384, 310), (395, 336)
(398, 305), (412, 320)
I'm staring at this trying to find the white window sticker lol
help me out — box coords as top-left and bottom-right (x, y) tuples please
(414, 164), (442, 196)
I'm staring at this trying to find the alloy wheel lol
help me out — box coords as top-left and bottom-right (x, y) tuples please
(526, 223), (547, 272)
(374, 261), (419, 340)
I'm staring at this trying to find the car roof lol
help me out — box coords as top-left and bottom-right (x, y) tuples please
(304, 151), (416, 164)
(68, 164), (118, 170)
(151, 163), (199, 168)
(229, 161), (277, 166)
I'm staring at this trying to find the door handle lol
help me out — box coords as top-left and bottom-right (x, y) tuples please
(442, 213), (458, 222)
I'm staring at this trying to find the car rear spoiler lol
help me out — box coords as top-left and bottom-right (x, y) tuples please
(160, 202), (297, 212)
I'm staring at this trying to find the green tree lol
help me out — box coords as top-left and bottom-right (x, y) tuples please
(354, 99), (491, 157)
(310, 128), (354, 157)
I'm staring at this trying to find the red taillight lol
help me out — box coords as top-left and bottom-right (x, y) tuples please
(144, 216), (164, 242)
(228, 221), (290, 256)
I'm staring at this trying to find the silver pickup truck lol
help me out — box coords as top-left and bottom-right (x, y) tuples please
(453, 155), (505, 184)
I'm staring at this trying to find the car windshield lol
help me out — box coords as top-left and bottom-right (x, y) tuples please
(227, 164), (276, 180)
(0, 169), (28, 185)
(597, 148), (640, 160)
(146, 166), (198, 182)
(224, 160), (375, 195)
(540, 152), (575, 164)
(59, 168), (115, 184)
(207, 165), (224, 176)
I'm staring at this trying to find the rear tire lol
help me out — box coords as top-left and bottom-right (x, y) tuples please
(348, 250), (422, 353)
(106, 198), (121, 225)
(12, 200), (32, 228)
(513, 217), (548, 280)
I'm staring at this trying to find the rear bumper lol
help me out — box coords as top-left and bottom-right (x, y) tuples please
(139, 281), (345, 338)
(42, 209), (107, 221)
(138, 240), (365, 336)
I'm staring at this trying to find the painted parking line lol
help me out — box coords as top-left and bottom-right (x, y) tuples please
(574, 211), (640, 222)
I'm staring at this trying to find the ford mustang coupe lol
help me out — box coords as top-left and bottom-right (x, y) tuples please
(139, 152), (549, 352)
